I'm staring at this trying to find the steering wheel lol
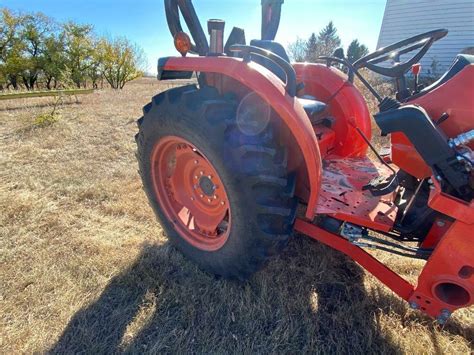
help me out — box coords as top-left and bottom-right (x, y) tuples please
(353, 29), (448, 78)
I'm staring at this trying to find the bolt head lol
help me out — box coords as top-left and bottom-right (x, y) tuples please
(409, 301), (419, 310)
(220, 201), (225, 205)
(436, 309), (451, 324)
(190, 197), (195, 201)
(194, 160), (198, 164)
(200, 194), (204, 198)
(200, 171), (203, 175)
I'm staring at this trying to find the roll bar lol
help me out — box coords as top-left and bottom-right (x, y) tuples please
(164, 0), (284, 55)
(261, 0), (284, 41)
(164, 0), (209, 55)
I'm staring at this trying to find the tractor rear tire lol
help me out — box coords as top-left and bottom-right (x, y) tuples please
(135, 85), (296, 279)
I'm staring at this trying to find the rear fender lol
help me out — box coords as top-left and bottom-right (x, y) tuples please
(161, 56), (322, 219)
(294, 63), (371, 157)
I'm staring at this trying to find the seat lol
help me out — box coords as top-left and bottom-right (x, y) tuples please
(298, 97), (327, 120)
(249, 39), (290, 82)
(411, 54), (474, 99)
(249, 40), (329, 124)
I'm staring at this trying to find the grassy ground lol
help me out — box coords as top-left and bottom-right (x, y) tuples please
(1, 77), (472, 353)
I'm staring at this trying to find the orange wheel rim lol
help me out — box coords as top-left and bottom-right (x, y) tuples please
(151, 136), (231, 251)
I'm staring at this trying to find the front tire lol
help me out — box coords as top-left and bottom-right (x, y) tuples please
(136, 85), (296, 279)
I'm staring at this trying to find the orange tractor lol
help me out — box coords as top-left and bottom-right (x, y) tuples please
(135, 0), (474, 322)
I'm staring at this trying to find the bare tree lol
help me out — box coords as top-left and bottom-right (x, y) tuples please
(287, 37), (307, 62)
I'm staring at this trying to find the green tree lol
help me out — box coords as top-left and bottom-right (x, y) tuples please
(317, 21), (341, 57)
(288, 21), (342, 63)
(305, 33), (319, 61)
(63, 22), (94, 88)
(346, 39), (368, 63)
(97, 36), (145, 89)
(42, 30), (66, 89)
(19, 12), (54, 90)
(0, 8), (24, 89)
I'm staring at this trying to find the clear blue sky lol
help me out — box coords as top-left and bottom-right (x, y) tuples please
(3, 0), (387, 73)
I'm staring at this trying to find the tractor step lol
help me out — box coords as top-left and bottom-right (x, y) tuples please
(315, 157), (398, 232)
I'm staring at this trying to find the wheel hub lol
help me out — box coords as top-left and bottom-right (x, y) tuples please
(199, 176), (216, 196)
(151, 136), (231, 251)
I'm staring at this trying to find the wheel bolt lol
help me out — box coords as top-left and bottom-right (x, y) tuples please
(194, 160), (198, 164)
(194, 175), (198, 179)
(220, 201), (225, 205)
(200, 171), (203, 175)
(200, 194), (204, 198)
(208, 198), (211, 202)
(208, 175), (212, 179)
(190, 197), (195, 201)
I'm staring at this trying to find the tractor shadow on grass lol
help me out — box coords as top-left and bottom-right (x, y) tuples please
(49, 236), (472, 353)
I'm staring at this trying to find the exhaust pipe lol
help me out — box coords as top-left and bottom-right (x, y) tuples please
(208, 19), (225, 55)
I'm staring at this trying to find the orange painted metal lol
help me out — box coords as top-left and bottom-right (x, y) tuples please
(394, 65), (474, 179)
(316, 157), (398, 232)
(420, 218), (453, 249)
(294, 219), (414, 300)
(313, 125), (336, 158)
(308, 162), (474, 319)
(428, 180), (474, 224)
(296, 216), (474, 319)
(151, 136), (231, 251)
(163, 56), (323, 219)
(161, 56), (474, 319)
(409, 220), (474, 318)
(293, 63), (372, 158)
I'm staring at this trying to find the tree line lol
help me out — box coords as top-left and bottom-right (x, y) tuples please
(0, 8), (146, 91)
(287, 21), (369, 64)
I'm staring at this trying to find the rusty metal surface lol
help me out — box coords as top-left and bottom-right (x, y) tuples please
(316, 157), (398, 232)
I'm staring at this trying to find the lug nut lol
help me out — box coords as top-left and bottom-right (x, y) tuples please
(220, 201), (225, 205)
(194, 160), (198, 164)
(190, 197), (195, 201)
(200, 171), (203, 175)
(200, 194), (204, 198)
(208, 198), (211, 202)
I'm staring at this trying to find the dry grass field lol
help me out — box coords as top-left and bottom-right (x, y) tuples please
(1, 77), (473, 353)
